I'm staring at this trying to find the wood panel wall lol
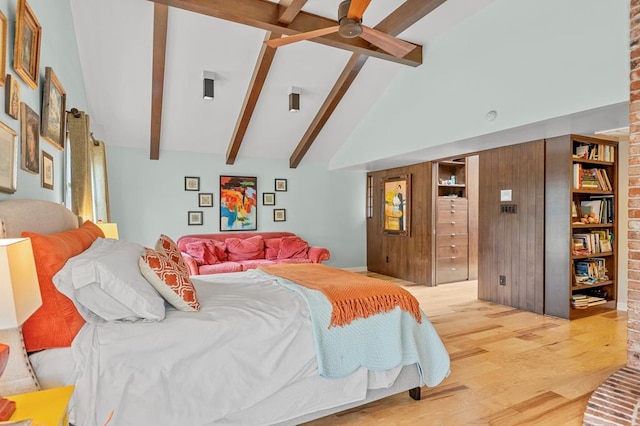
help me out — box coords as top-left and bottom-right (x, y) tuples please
(367, 163), (434, 285)
(477, 140), (545, 314)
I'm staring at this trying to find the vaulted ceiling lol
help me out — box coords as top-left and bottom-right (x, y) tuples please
(69, 0), (495, 168)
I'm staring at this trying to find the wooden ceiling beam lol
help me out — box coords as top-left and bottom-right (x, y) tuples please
(148, 0), (422, 66)
(149, 3), (168, 160)
(289, 0), (447, 168)
(225, 0), (307, 165)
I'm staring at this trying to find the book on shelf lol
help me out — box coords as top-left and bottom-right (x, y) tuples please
(572, 142), (615, 162)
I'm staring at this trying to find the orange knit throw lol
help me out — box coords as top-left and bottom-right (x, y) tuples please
(261, 264), (422, 328)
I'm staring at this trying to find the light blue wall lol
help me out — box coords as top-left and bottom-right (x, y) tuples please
(0, 0), (87, 202)
(106, 146), (367, 268)
(331, 0), (629, 169)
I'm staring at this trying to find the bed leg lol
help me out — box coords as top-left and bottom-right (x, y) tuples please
(409, 387), (421, 401)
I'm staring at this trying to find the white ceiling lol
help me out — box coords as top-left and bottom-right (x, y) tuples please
(69, 0), (497, 167)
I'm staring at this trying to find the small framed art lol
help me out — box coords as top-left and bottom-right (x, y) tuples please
(188, 211), (203, 225)
(41, 150), (53, 190)
(5, 74), (19, 119)
(185, 176), (200, 191)
(0, 11), (7, 87)
(263, 192), (275, 206)
(13, 0), (41, 89)
(275, 178), (287, 192)
(273, 208), (286, 222)
(20, 102), (39, 174)
(0, 121), (17, 193)
(199, 193), (213, 207)
(41, 67), (66, 150)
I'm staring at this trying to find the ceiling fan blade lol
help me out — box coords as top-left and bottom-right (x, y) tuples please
(347, 0), (372, 20)
(360, 26), (416, 58)
(265, 26), (340, 48)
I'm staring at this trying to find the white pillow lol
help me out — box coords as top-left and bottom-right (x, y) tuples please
(54, 238), (165, 322)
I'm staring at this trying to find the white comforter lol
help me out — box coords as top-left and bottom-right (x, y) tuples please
(71, 272), (370, 425)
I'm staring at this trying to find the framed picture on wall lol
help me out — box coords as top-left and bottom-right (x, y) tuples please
(184, 176), (200, 191)
(262, 192), (275, 206)
(0, 121), (17, 193)
(382, 174), (411, 236)
(20, 102), (39, 174)
(188, 211), (203, 226)
(198, 193), (213, 207)
(273, 208), (286, 222)
(13, 0), (42, 89)
(219, 175), (257, 231)
(275, 178), (287, 192)
(41, 150), (53, 190)
(41, 67), (66, 150)
(5, 74), (20, 119)
(0, 11), (7, 87)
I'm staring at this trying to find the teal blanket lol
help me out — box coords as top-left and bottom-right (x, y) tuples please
(253, 270), (451, 387)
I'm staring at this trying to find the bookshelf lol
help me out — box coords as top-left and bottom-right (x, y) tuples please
(545, 135), (618, 320)
(434, 158), (469, 284)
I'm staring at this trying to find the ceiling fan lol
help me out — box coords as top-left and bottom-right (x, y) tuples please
(264, 0), (417, 58)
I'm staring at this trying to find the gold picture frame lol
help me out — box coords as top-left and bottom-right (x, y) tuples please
(14, 0), (42, 89)
(41, 150), (53, 190)
(0, 121), (17, 193)
(382, 174), (411, 236)
(5, 74), (20, 119)
(0, 11), (7, 87)
(20, 102), (39, 174)
(41, 67), (66, 149)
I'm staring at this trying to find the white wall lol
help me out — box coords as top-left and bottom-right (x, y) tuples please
(331, 0), (629, 170)
(0, 0), (87, 202)
(106, 146), (367, 269)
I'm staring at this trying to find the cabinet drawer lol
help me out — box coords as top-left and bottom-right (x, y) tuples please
(436, 233), (468, 247)
(436, 209), (467, 225)
(437, 244), (468, 259)
(437, 260), (468, 283)
(437, 221), (467, 235)
(437, 198), (468, 209)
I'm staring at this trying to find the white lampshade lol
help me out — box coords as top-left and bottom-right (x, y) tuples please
(0, 238), (42, 330)
(97, 222), (119, 240)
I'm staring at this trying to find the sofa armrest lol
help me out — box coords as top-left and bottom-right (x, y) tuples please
(181, 252), (200, 275)
(308, 246), (330, 263)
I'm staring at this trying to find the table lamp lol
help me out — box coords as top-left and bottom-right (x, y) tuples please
(96, 222), (119, 239)
(0, 238), (42, 421)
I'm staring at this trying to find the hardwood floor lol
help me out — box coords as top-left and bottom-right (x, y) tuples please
(304, 274), (627, 425)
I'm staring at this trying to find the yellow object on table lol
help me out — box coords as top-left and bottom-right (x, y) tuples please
(7, 385), (74, 426)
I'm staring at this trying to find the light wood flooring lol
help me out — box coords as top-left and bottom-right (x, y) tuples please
(304, 274), (627, 426)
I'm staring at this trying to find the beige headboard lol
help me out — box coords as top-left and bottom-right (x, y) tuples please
(0, 199), (82, 238)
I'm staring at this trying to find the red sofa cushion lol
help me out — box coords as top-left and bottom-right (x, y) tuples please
(185, 241), (220, 265)
(277, 236), (308, 260)
(264, 238), (281, 260)
(225, 235), (265, 261)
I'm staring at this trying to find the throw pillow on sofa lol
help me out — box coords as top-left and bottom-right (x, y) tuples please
(277, 236), (308, 260)
(185, 241), (220, 265)
(225, 235), (265, 261)
(264, 238), (281, 260)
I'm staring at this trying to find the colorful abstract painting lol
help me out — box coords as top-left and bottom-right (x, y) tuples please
(219, 175), (257, 231)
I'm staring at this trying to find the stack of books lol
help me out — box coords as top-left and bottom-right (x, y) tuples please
(571, 293), (607, 309)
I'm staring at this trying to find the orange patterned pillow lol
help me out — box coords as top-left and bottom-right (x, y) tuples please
(155, 234), (189, 275)
(21, 221), (104, 351)
(139, 248), (200, 312)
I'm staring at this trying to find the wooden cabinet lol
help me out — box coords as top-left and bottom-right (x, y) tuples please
(545, 135), (618, 319)
(435, 161), (469, 284)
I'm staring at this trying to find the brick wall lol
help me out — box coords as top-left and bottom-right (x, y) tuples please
(630, 0), (640, 369)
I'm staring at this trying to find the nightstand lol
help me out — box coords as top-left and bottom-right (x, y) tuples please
(6, 385), (74, 426)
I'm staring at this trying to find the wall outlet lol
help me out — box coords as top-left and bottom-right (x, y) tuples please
(499, 275), (506, 286)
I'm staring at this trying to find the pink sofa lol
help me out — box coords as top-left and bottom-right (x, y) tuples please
(177, 232), (330, 275)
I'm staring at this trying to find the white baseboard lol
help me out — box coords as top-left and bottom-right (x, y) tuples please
(617, 301), (628, 312)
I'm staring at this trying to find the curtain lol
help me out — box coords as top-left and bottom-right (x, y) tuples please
(65, 110), (110, 222)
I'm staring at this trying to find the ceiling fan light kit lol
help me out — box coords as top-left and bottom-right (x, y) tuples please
(289, 86), (300, 112)
(338, 0), (362, 38)
(203, 70), (216, 100)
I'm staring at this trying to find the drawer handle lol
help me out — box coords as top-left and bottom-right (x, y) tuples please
(450, 256), (456, 260)
(451, 233), (456, 237)
(450, 210), (456, 214)
(451, 221), (456, 225)
(450, 245), (456, 248)
(451, 268), (456, 270)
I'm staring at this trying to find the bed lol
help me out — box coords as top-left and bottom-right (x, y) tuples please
(0, 199), (450, 425)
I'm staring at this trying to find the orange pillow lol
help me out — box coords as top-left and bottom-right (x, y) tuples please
(277, 236), (308, 260)
(21, 221), (104, 352)
(225, 236), (264, 261)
